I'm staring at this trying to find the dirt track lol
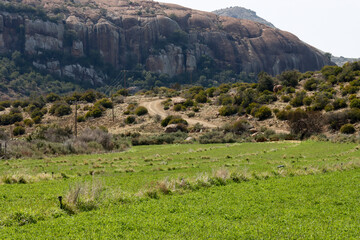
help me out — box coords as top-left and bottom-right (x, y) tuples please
(141, 99), (218, 128)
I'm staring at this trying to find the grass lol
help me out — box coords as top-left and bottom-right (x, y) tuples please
(0, 141), (359, 238)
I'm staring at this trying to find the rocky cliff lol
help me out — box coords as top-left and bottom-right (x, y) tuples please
(0, 0), (333, 84)
(213, 6), (275, 28)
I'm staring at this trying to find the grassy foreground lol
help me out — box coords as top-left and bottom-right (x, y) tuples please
(0, 141), (359, 239)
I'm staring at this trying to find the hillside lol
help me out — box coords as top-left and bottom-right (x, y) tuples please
(0, 61), (359, 159)
(0, 0), (332, 90)
(213, 6), (275, 28)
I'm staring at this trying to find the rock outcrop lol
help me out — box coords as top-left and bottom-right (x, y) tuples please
(0, 0), (333, 84)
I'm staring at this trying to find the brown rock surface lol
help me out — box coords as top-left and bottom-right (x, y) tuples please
(0, 0), (333, 83)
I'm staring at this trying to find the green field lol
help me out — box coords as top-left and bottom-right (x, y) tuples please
(0, 141), (359, 239)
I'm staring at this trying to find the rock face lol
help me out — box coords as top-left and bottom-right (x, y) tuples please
(213, 6), (275, 28)
(0, 0), (333, 84)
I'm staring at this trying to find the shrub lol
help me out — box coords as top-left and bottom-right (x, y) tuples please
(333, 98), (347, 110)
(225, 120), (250, 134)
(32, 116), (42, 124)
(254, 106), (272, 120)
(115, 89), (129, 96)
(350, 98), (360, 109)
(13, 126), (25, 136)
(290, 91), (306, 107)
(348, 109), (360, 123)
(0, 101), (11, 108)
(77, 116), (85, 122)
(125, 116), (136, 124)
(326, 111), (349, 130)
(304, 78), (318, 91)
(183, 99), (194, 107)
(134, 106), (148, 116)
(173, 104), (182, 111)
(219, 105), (237, 116)
(195, 93), (207, 103)
(218, 94), (233, 105)
(85, 106), (103, 119)
(281, 95), (291, 103)
(312, 93), (330, 111)
(49, 102), (72, 117)
(257, 72), (274, 92)
(0, 113), (23, 125)
(324, 104), (334, 112)
(23, 119), (34, 127)
(168, 118), (188, 126)
(80, 91), (96, 103)
(45, 93), (61, 103)
(276, 110), (288, 121)
(30, 124), (73, 142)
(340, 124), (355, 134)
(95, 98), (113, 109)
(277, 70), (301, 87)
(303, 97), (312, 106)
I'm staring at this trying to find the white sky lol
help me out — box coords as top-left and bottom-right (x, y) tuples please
(159, 0), (360, 58)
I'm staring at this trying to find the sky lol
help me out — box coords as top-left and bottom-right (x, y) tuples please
(159, 0), (360, 58)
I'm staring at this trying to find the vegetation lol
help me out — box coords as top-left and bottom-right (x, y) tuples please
(0, 142), (359, 238)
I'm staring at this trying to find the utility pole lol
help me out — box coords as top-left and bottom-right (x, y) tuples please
(74, 101), (78, 138)
(111, 97), (115, 122)
(123, 70), (127, 89)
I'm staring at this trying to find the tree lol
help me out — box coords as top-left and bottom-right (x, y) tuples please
(257, 72), (274, 92)
(277, 70), (301, 87)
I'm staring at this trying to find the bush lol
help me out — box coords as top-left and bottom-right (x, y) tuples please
(225, 120), (250, 134)
(183, 99), (194, 108)
(276, 110), (288, 121)
(326, 111), (349, 130)
(304, 78), (318, 91)
(134, 106), (148, 116)
(77, 116), (85, 122)
(23, 119), (34, 127)
(161, 115), (187, 127)
(45, 93), (61, 103)
(49, 102), (72, 117)
(80, 91), (97, 103)
(281, 95), (291, 102)
(340, 124), (355, 134)
(303, 97), (312, 106)
(348, 109), (360, 123)
(13, 126), (25, 136)
(0, 113), (23, 126)
(333, 98), (347, 110)
(219, 105), (237, 116)
(0, 101), (11, 108)
(125, 116), (136, 124)
(277, 70), (301, 87)
(85, 106), (103, 119)
(290, 91), (306, 107)
(95, 98), (113, 109)
(173, 104), (182, 111)
(115, 89), (129, 96)
(254, 106), (272, 120)
(350, 98), (360, 109)
(195, 93), (207, 103)
(168, 118), (188, 126)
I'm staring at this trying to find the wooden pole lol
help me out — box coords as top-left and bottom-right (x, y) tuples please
(74, 102), (78, 138)
(111, 97), (115, 122)
(123, 70), (126, 88)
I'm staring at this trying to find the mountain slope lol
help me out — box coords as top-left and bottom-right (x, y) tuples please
(0, 0), (332, 87)
(213, 6), (275, 28)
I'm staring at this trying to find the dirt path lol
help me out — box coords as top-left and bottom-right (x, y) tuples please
(141, 99), (218, 128)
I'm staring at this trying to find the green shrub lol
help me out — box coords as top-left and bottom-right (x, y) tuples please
(333, 98), (347, 110)
(195, 93), (207, 103)
(340, 124), (355, 134)
(135, 106), (148, 116)
(304, 78), (318, 91)
(49, 102), (72, 117)
(350, 98), (360, 109)
(218, 94), (233, 105)
(219, 105), (237, 116)
(0, 113), (23, 125)
(13, 126), (25, 136)
(23, 119), (34, 127)
(324, 104), (334, 112)
(347, 109), (360, 123)
(303, 97), (312, 106)
(254, 106), (272, 120)
(173, 104), (182, 111)
(95, 98), (113, 109)
(45, 93), (61, 103)
(115, 89), (129, 96)
(32, 116), (42, 124)
(125, 116), (136, 124)
(281, 95), (291, 103)
(276, 110), (288, 121)
(183, 99), (194, 107)
(85, 106), (103, 119)
(77, 116), (85, 122)
(168, 118), (188, 126)
(290, 91), (306, 107)
(0, 101), (11, 108)
(80, 91), (97, 103)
